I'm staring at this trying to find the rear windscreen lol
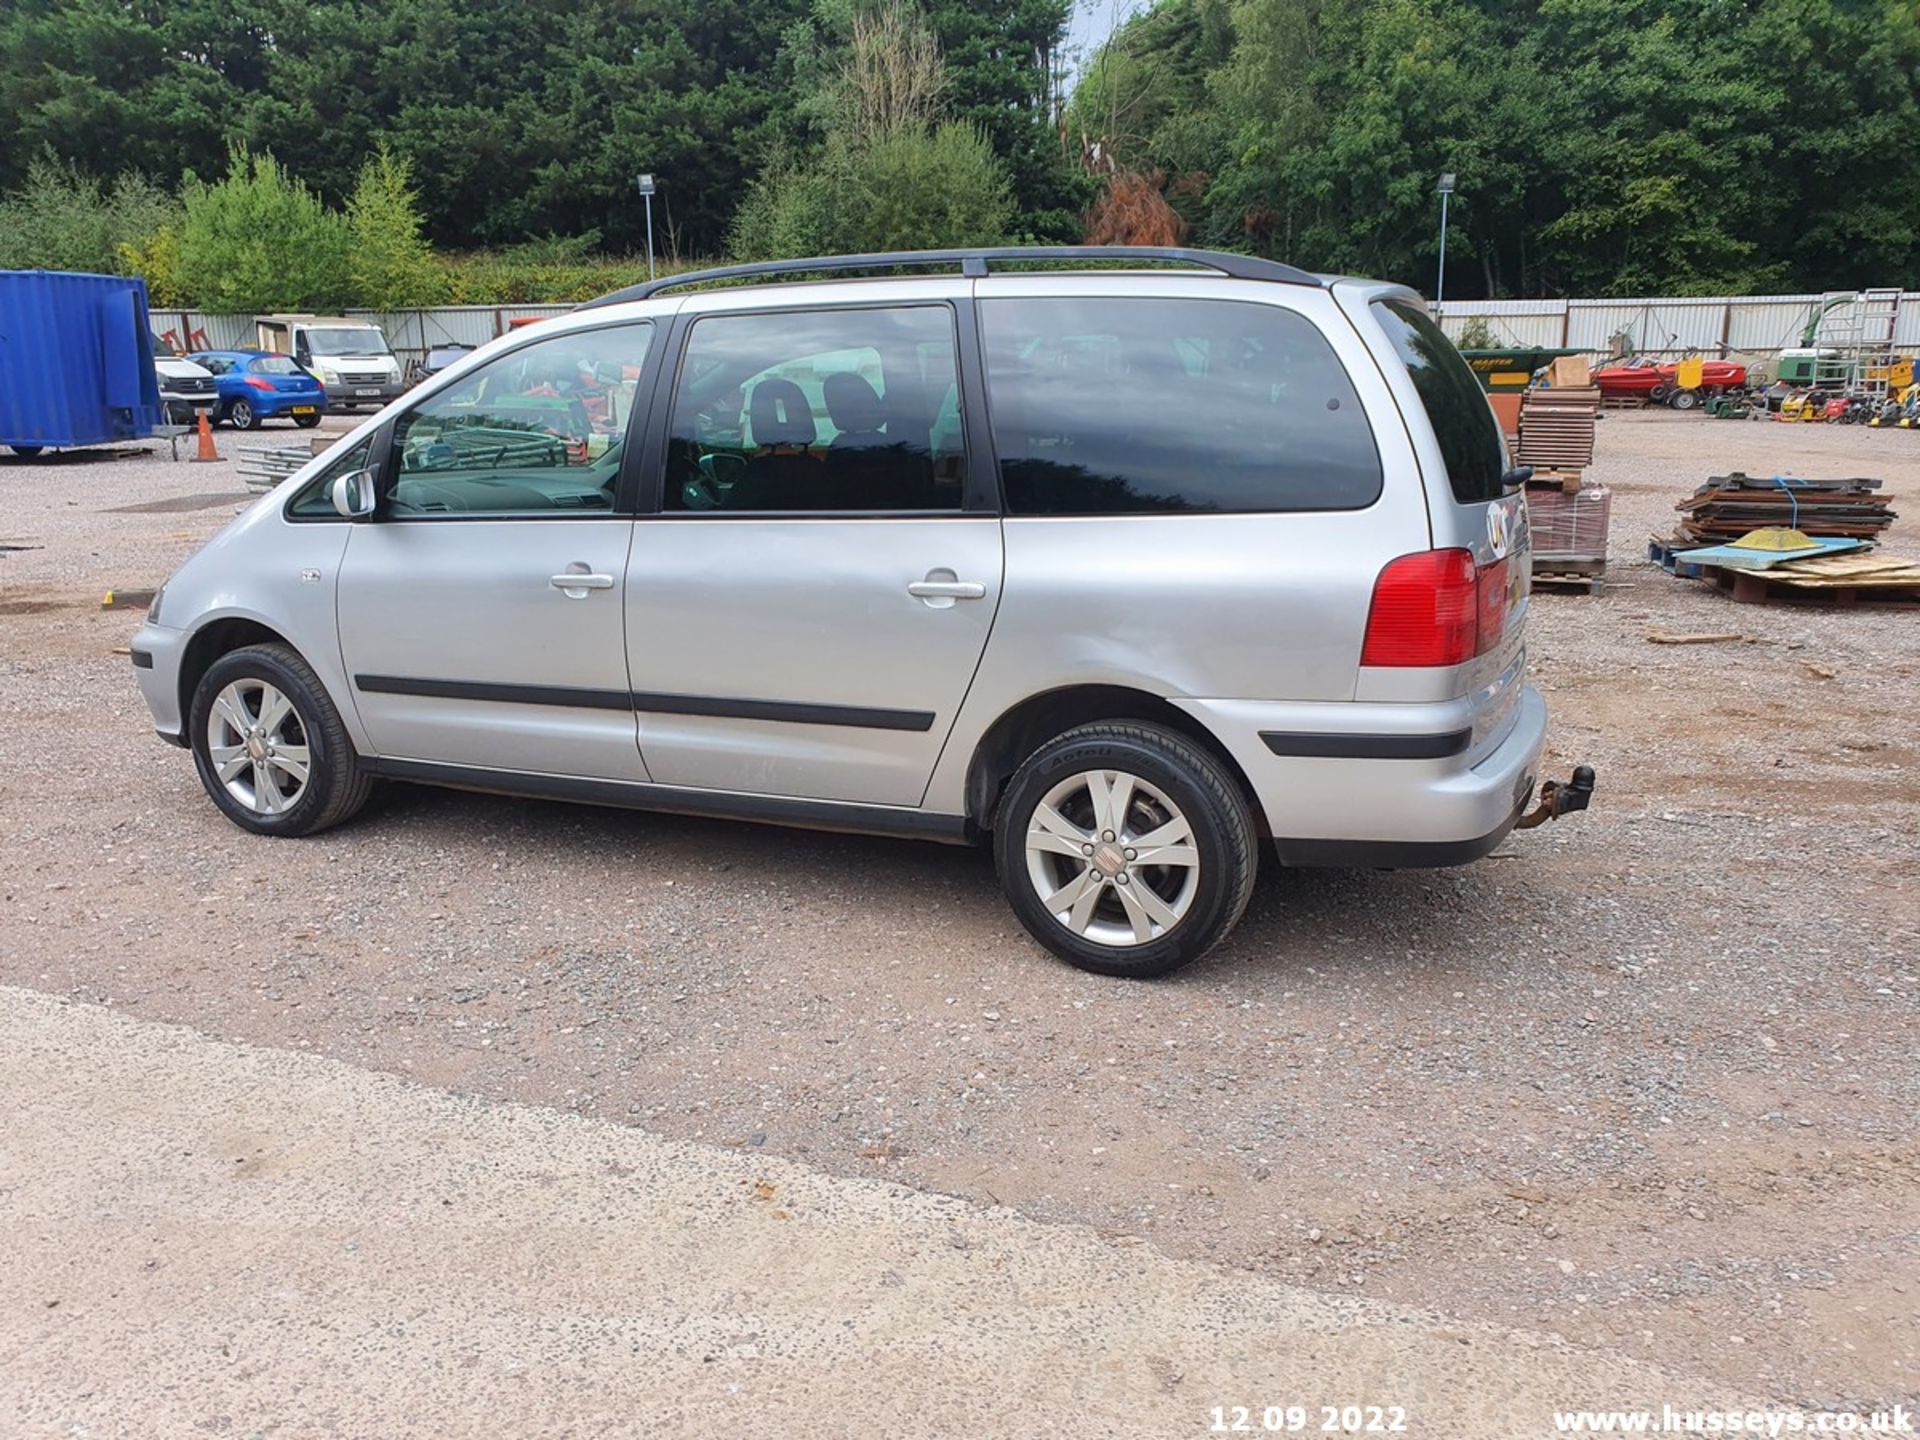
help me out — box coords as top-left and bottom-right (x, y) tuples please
(1371, 299), (1507, 504)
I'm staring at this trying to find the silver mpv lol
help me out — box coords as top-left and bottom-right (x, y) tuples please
(133, 247), (1591, 978)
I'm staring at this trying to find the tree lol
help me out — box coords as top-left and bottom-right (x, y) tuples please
(0, 158), (184, 298)
(177, 150), (351, 313)
(731, 1), (1016, 258)
(347, 144), (444, 309)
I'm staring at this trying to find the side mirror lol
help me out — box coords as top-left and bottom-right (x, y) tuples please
(330, 468), (378, 519)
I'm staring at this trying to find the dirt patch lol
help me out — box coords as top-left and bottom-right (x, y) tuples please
(104, 491), (251, 514)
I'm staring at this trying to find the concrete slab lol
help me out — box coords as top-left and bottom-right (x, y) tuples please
(0, 988), (1709, 1437)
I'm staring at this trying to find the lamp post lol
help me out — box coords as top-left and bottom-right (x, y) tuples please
(636, 173), (657, 281)
(1435, 172), (1455, 316)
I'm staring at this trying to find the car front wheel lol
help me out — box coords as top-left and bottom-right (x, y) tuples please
(189, 643), (371, 837)
(993, 721), (1257, 979)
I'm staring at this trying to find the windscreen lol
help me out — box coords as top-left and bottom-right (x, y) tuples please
(305, 327), (392, 357)
(1371, 300), (1507, 504)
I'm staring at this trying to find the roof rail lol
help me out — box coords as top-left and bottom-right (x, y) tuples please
(576, 246), (1322, 310)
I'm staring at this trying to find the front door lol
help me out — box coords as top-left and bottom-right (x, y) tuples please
(336, 321), (657, 780)
(626, 300), (1001, 808)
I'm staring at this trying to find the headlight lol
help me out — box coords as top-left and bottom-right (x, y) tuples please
(147, 583), (167, 623)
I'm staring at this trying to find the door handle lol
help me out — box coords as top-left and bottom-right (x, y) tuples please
(907, 580), (986, 600)
(550, 565), (615, 599)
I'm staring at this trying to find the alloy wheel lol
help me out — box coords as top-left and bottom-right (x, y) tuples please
(204, 678), (310, 815)
(1023, 769), (1200, 947)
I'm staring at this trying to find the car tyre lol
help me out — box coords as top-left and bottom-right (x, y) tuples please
(189, 643), (372, 837)
(294, 413), (322, 428)
(228, 398), (258, 430)
(993, 721), (1257, 979)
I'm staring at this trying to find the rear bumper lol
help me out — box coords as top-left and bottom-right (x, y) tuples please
(1175, 684), (1549, 868)
(257, 394), (328, 416)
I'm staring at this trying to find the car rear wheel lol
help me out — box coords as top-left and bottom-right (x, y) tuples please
(228, 398), (258, 430)
(994, 721), (1257, 979)
(294, 413), (322, 428)
(189, 643), (371, 837)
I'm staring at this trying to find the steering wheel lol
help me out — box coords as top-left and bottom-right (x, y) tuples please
(683, 451), (746, 510)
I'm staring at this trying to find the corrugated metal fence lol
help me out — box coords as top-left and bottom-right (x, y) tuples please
(148, 305), (575, 370)
(1433, 293), (1920, 357)
(149, 293), (1920, 368)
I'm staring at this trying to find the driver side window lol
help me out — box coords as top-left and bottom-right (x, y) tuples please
(388, 323), (653, 518)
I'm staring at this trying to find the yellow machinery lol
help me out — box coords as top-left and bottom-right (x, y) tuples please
(1777, 391), (1823, 422)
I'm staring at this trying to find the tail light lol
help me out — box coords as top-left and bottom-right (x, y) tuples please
(245, 376), (274, 392)
(1360, 548), (1510, 668)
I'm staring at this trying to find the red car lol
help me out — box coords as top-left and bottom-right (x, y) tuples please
(1592, 356), (1748, 408)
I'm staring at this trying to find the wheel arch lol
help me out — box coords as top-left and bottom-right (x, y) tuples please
(963, 684), (1264, 835)
(177, 616), (301, 731)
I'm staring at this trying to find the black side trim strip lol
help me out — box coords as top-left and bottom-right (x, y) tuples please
(355, 675), (631, 712)
(353, 674), (935, 732)
(1260, 728), (1471, 760)
(629, 691), (934, 732)
(130, 649), (154, 670)
(366, 758), (970, 843)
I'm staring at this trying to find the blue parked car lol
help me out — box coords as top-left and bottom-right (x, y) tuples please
(185, 349), (328, 431)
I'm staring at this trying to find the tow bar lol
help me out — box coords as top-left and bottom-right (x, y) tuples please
(1515, 765), (1596, 830)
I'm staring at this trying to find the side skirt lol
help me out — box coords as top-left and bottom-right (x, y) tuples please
(364, 757), (974, 845)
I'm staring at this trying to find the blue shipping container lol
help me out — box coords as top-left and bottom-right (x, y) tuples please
(0, 269), (163, 454)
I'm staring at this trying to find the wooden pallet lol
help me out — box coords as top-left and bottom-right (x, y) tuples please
(1532, 554), (1608, 596)
(1533, 570), (1607, 596)
(1601, 395), (1650, 410)
(1701, 551), (1920, 607)
(1525, 469), (1584, 493)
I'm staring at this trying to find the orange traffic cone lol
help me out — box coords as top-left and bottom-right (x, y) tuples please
(189, 407), (221, 463)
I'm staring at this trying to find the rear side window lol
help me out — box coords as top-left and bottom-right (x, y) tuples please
(980, 297), (1380, 515)
(663, 305), (965, 513)
(1370, 300), (1506, 504)
(249, 355), (301, 375)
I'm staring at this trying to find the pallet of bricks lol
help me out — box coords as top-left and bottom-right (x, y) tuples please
(1517, 356), (1609, 595)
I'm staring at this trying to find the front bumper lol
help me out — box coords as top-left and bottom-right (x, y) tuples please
(1175, 684), (1551, 868)
(319, 379), (403, 409)
(131, 620), (190, 745)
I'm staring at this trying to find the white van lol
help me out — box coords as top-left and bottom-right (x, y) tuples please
(254, 315), (404, 411)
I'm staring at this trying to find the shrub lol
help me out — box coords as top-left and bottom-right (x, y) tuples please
(731, 123), (1012, 260)
(178, 150), (351, 313)
(1455, 316), (1495, 349)
(0, 159), (182, 288)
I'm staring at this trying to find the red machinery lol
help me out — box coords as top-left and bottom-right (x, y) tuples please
(1591, 356), (1748, 408)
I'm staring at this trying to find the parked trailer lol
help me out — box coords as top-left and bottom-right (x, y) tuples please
(0, 270), (164, 456)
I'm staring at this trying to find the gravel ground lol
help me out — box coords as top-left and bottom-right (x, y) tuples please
(2, 411), (1917, 1414)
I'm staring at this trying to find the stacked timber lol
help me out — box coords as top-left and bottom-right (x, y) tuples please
(1517, 387), (1602, 470)
(1674, 473), (1895, 546)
